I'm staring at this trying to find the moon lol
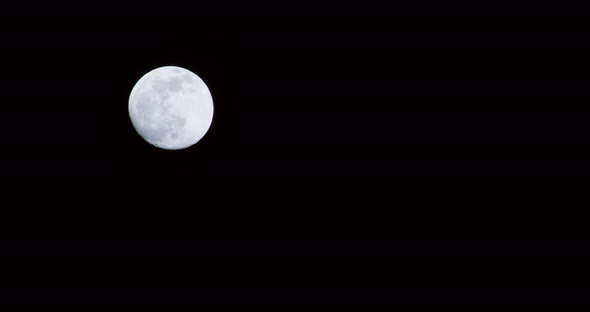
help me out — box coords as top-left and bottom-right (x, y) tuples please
(128, 66), (214, 150)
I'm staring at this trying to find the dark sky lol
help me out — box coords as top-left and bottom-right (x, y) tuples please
(1, 4), (590, 303)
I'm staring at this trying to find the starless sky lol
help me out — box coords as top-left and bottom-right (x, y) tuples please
(1, 4), (590, 304)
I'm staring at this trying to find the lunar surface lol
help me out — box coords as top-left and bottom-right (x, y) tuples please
(128, 66), (214, 150)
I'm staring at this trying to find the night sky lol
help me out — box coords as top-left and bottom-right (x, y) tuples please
(1, 4), (590, 304)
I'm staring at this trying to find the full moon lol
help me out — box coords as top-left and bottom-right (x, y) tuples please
(128, 66), (214, 150)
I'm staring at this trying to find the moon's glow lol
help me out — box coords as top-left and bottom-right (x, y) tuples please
(128, 66), (214, 150)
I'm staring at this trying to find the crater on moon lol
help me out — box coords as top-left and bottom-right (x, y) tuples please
(128, 66), (214, 150)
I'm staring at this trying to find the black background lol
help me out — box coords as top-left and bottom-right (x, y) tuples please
(1, 2), (590, 304)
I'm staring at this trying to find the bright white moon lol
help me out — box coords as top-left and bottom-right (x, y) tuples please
(128, 66), (214, 150)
